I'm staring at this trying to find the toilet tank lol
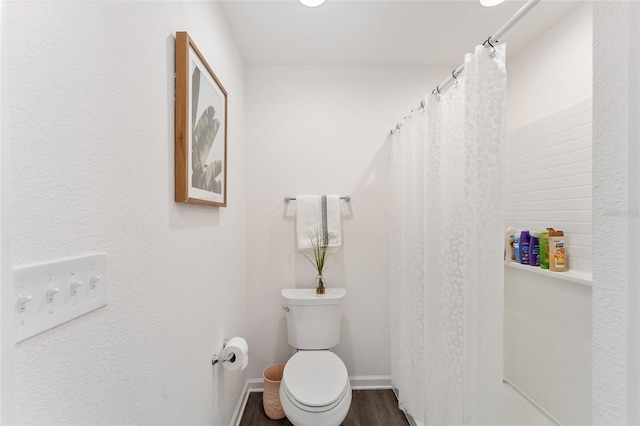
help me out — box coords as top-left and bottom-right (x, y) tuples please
(281, 288), (346, 350)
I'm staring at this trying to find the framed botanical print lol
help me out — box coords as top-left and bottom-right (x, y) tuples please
(175, 31), (228, 207)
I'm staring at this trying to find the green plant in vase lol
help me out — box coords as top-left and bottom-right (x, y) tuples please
(299, 228), (335, 295)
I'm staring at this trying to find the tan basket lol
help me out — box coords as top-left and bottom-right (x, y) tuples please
(262, 364), (286, 420)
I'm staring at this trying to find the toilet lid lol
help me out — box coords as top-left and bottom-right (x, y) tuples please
(282, 351), (349, 408)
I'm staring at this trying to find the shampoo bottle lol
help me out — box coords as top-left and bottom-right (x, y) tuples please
(514, 237), (520, 263)
(529, 232), (540, 267)
(519, 231), (530, 265)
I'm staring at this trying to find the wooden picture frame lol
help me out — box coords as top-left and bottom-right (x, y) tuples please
(175, 31), (228, 207)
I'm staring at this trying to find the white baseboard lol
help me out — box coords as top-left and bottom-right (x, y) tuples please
(247, 378), (264, 392)
(229, 375), (393, 426)
(230, 380), (251, 426)
(349, 375), (392, 390)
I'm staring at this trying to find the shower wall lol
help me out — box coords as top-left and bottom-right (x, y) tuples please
(505, 98), (592, 274)
(504, 99), (592, 425)
(504, 2), (592, 425)
(506, 1), (592, 132)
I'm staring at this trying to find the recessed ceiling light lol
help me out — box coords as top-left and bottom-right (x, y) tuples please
(299, 0), (327, 7)
(480, 0), (506, 7)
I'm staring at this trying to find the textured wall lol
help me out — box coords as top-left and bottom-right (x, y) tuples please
(593, 2), (638, 424)
(0, 2), (17, 422)
(628, 4), (640, 423)
(6, 2), (247, 424)
(243, 65), (448, 380)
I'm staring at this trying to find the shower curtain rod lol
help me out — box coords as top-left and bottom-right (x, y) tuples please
(390, 0), (540, 135)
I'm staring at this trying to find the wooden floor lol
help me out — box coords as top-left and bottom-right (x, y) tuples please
(239, 389), (409, 426)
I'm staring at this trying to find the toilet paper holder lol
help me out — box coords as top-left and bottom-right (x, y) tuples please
(212, 338), (235, 366)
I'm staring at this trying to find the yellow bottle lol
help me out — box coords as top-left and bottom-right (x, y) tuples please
(547, 228), (567, 272)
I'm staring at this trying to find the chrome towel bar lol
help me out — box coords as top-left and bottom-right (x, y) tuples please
(284, 195), (350, 203)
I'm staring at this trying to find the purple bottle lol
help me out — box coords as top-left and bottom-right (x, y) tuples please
(519, 231), (530, 265)
(529, 232), (540, 266)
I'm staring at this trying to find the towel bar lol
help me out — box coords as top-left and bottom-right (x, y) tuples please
(284, 195), (351, 203)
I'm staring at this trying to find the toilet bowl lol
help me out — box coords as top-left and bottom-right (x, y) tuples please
(279, 351), (351, 426)
(280, 288), (351, 425)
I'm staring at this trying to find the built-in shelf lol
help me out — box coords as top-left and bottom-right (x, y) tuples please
(504, 261), (592, 287)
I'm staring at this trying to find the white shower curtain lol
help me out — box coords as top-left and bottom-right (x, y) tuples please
(390, 44), (506, 426)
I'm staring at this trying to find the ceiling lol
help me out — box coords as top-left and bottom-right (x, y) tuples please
(218, 0), (581, 67)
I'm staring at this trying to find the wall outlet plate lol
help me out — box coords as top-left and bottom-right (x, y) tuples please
(14, 252), (108, 343)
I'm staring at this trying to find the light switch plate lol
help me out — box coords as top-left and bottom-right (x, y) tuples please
(14, 252), (108, 343)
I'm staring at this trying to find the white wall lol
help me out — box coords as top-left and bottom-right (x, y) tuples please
(629, 4), (640, 423)
(5, 2), (247, 424)
(502, 2), (593, 423)
(0, 2), (16, 423)
(503, 100), (593, 426)
(505, 99), (592, 274)
(504, 268), (591, 425)
(592, 2), (640, 424)
(506, 1), (592, 133)
(244, 65), (447, 380)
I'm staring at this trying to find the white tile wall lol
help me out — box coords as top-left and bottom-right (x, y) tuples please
(505, 98), (592, 273)
(504, 268), (592, 426)
(504, 99), (593, 426)
(502, 381), (557, 426)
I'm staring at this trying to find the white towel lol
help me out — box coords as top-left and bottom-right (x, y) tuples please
(296, 195), (342, 250)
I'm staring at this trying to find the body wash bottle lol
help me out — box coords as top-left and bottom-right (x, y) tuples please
(539, 231), (549, 269)
(547, 228), (567, 272)
(505, 226), (516, 261)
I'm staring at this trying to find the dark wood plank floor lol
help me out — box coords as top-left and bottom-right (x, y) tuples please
(239, 389), (409, 426)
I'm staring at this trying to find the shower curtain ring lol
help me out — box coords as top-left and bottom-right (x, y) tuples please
(484, 37), (497, 58)
(390, 122), (402, 135)
(432, 86), (441, 102)
(420, 100), (425, 109)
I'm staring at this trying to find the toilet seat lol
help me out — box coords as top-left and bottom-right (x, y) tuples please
(281, 351), (349, 412)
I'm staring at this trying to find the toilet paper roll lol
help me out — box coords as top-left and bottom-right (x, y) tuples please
(241, 355), (248, 372)
(221, 337), (248, 371)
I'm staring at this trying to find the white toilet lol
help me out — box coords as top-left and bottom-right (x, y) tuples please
(279, 288), (352, 426)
